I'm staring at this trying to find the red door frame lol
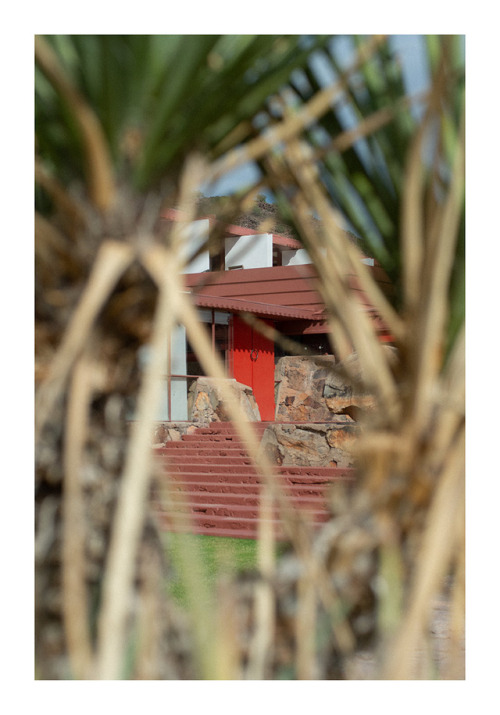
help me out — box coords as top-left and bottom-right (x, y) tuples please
(229, 315), (275, 421)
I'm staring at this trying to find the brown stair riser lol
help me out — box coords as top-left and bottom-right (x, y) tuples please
(156, 450), (352, 475)
(157, 503), (328, 519)
(198, 422), (275, 434)
(193, 422), (274, 434)
(161, 470), (353, 481)
(158, 445), (254, 454)
(156, 492), (328, 508)
(161, 462), (344, 476)
(157, 456), (353, 477)
(159, 475), (352, 488)
(158, 510), (329, 530)
(159, 444), (249, 450)
(160, 457), (344, 472)
(158, 518), (322, 541)
(179, 435), (264, 443)
(153, 422), (353, 539)
(157, 447), (251, 457)
(162, 464), (256, 473)
(159, 466), (349, 480)
(157, 465), (353, 484)
(157, 480), (341, 496)
(179, 440), (242, 446)
(159, 522), (286, 540)
(158, 442), (250, 450)
(193, 425), (269, 433)
(160, 452), (252, 465)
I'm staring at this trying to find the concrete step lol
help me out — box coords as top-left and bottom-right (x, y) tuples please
(158, 519), (280, 540)
(188, 433), (265, 442)
(162, 464), (259, 475)
(156, 445), (250, 459)
(180, 434), (256, 443)
(158, 473), (350, 489)
(152, 421), (355, 539)
(159, 462), (354, 480)
(156, 449), (352, 474)
(160, 480), (335, 496)
(158, 491), (327, 508)
(157, 510), (328, 539)
(165, 457), (257, 473)
(157, 501), (327, 520)
(194, 423), (269, 432)
(158, 451), (252, 462)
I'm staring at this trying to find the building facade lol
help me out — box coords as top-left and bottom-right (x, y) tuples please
(156, 208), (393, 421)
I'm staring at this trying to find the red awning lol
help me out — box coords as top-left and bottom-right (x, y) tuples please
(189, 292), (318, 320)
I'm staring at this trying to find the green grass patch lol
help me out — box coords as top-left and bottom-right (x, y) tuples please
(163, 532), (286, 609)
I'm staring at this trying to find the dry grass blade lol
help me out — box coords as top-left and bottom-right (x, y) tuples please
(446, 507), (465, 680)
(295, 572), (318, 679)
(173, 283), (359, 661)
(35, 240), (134, 442)
(142, 163), (357, 673)
(382, 425), (465, 679)
(214, 579), (241, 679)
(411, 118), (465, 436)
(281, 137), (399, 418)
(400, 117), (428, 321)
(61, 348), (95, 679)
(342, 240), (405, 344)
(426, 326), (465, 480)
(142, 243), (278, 677)
(314, 90), (429, 160)
(34, 36), (116, 212)
(93, 246), (177, 680)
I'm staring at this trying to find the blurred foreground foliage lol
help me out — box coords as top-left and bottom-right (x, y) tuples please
(35, 34), (464, 680)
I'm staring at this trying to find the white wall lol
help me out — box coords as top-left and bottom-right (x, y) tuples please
(281, 248), (311, 266)
(225, 233), (273, 269)
(183, 219), (210, 273)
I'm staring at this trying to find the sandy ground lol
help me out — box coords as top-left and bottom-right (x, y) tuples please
(345, 593), (465, 680)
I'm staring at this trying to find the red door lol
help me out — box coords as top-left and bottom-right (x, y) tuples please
(230, 316), (275, 421)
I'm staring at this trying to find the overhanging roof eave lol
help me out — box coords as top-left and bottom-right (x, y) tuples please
(191, 292), (317, 321)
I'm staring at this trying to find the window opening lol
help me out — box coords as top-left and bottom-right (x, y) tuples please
(166, 310), (230, 421)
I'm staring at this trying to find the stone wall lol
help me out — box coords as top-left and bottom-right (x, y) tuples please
(260, 421), (357, 468)
(274, 354), (375, 422)
(154, 353), (388, 467)
(152, 421), (202, 445)
(188, 376), (261, 422)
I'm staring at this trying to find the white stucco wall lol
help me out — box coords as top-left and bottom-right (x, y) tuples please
(224, 233), (273, 269)
(183, 219), (210, 273)
(281, 248), (311, 266)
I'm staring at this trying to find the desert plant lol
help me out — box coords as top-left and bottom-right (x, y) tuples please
(35, 33), (335, 680)
(35, 34), (464, 680)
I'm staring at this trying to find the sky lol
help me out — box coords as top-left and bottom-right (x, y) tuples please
(203, 34), (435, 198)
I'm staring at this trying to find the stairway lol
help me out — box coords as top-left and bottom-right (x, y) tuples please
(153, 422), (355, 539)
